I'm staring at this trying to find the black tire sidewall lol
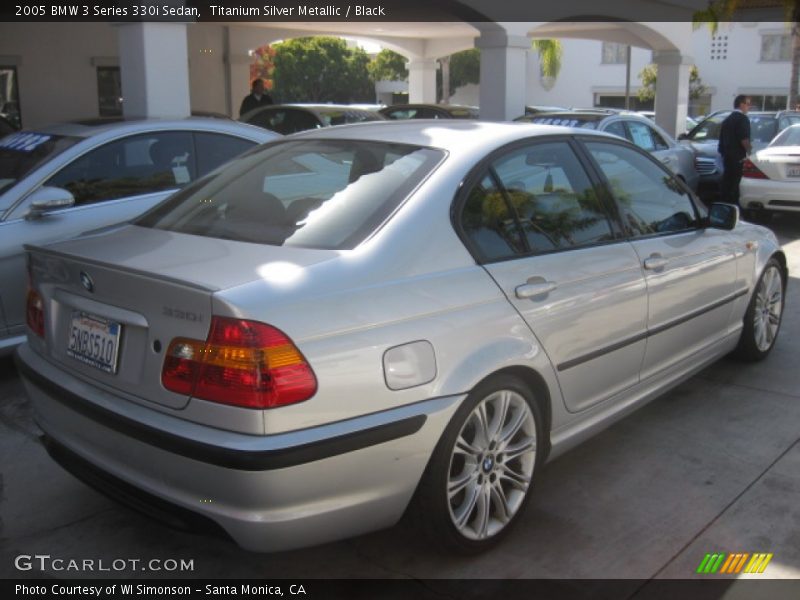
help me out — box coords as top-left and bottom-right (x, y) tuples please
(736, 258), (784, 361)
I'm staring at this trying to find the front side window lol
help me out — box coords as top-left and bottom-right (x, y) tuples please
(687, 113), (727, 141)
(0, 132), (80, 200)
(46, 131), (194, 206)
(137, 140), (444, 250)
(194, 133), (256, 176)
(585, 141), (699, 238)
(460, 140), (616, 260)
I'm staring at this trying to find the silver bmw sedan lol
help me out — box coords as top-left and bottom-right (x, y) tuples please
(16, 121), (786, 553)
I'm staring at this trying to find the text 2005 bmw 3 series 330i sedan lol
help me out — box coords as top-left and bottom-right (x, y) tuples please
(15, 121), (786, 553)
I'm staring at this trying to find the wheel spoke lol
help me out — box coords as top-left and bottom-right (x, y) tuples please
(453, 483), (480, 529)
(474, 485), (491, 538)
(498, 407), (528, 449)
(503, 436), (537, 462)
(448, 470), (477, 498)
(476, 402), (492, 448)
(454, 434), (482, 458)
(489, 481), (511, 525)
(499, 463), (531, 491)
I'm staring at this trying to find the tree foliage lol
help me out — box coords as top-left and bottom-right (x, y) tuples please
(532, 39), (563, 80)
(367, 49), (408, 82)
(272, 37), (374, 103)
(637, 64), (708, 102)
(437, 49), (480, 101)
(249, 45), (276, 90)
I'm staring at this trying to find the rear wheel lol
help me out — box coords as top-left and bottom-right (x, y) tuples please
(414, 374), (543, 554)
(734, 258), (784, 361)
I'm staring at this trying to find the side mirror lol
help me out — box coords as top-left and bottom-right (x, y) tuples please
(25, 186), (75, 220)
(707, 202), (739, 230)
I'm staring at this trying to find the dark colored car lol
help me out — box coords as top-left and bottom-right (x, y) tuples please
(379, 104), (479, 120)
(679, 110), (800, 201)
(241, 104), (384, 135)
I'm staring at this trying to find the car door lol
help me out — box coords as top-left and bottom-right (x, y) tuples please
(457, 137), (648, 413)
(581, 138), (739, 380)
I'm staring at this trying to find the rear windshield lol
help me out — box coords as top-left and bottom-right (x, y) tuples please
(136, 139), (444, 249)
(770, 125), (800, 146)
(687, 113), (779, 144)
(316, 109), (382, 126)
(0, 131), (80, 197)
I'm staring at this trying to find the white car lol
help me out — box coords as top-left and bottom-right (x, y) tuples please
(741, 124), (800, 218)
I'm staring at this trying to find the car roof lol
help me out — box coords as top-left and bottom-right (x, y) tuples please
(29, 116), (273, 139)
(286, 119), (610, 155)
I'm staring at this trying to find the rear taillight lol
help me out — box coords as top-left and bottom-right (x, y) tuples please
(26, 288), (45, 338)
(742, 158), (768, 179)
(161, 317), (317, 409)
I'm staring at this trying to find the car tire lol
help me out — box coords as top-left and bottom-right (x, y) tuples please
(413, 374), (544, 554)
(734, 257), (785, 361)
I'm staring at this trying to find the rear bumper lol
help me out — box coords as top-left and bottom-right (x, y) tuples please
(15, 343), (463, 552)
(741, 179), (800, 212)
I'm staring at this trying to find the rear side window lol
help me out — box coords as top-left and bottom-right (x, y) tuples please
(459, 140), (617, 261)
(137, 140), (444, 250)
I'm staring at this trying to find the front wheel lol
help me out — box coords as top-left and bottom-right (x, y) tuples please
(413, 374), (544, 554)
(734, 257), (785, 361)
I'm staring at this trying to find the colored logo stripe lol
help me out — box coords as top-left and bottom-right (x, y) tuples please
(697, 552), (773, 574)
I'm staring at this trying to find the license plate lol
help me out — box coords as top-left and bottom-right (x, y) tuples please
(66, 312), (122, 374)
(787, 165), (800, 177)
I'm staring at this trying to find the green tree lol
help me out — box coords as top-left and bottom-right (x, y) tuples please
(367, 49), (408, 82)
(636, 64), (708, 102)
(272, 37), (373, 103)
(531, 39), (563, 82)
(694, 0), (800, 107)
(437, 49), (480, 102)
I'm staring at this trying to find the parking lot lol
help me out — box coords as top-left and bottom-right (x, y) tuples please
(1, 214), (800, 587)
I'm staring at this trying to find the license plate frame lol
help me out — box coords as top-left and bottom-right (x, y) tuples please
(66, 311), (122, 374)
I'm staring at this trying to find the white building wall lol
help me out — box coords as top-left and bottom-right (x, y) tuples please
(187, 24), (229, 116)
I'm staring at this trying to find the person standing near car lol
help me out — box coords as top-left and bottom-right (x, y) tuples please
(239, 79), (273, 117)
(718, 95), (752, 206)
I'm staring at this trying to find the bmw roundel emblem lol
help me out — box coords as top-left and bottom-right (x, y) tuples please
(79, 271), (94, 293)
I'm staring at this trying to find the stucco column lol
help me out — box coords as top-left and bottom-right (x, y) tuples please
(653, 50), (692, 138)
(116, 22), (191, 119)
(475, 31), (529, 120)
(408, 58), (437, 104)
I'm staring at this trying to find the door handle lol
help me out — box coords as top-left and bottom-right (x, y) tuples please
(643, 256), (669, 270)
(515, 280), (557, 299)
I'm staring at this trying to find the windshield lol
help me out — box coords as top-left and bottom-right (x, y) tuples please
(687, 113), (780, 144)
(136, 139), (444, 250)
(770, 125), (800, 147)
(529, 115), (600, 129)
(0, 131), (81, 197)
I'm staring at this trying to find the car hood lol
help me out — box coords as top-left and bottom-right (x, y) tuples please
(29, 224), (340, 292)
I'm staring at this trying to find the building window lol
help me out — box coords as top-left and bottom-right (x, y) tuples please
(710, 35), (728, 61)
(761, 34), (791, 62)
(748, 94), (788, 111)
(0, 66), (21, 129)
(594, 94), (653, 111)
(601, 42), (628, 65)
(97, 66), (122, 117)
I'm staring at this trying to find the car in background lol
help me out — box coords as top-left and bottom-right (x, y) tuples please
(379, 103), (479, 120)
(740, 123), (800, 219)
(517, 110), (699, 190)
(0, 117), (278, 355)
(637, 110), (698, 134)
(241, 104), (384, 135)
(16, 121), (785, 554)
(0, 114), (17, 136)
(678, 109), (800, 201)
(524, 105), (569, 116)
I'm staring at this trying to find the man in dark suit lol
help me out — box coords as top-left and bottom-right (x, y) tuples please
(718, 95), (752, 206)
(239, 79), (273, 117)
